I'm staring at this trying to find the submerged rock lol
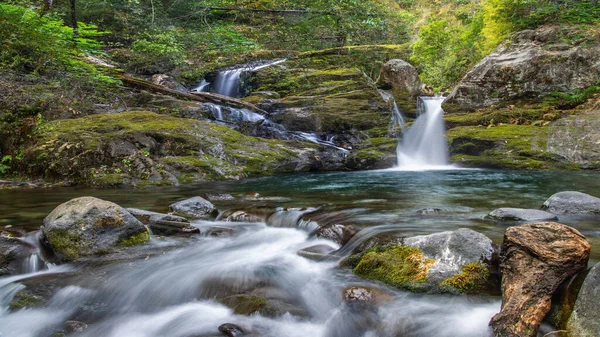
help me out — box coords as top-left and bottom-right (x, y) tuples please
(486, 208), (558, 221)
(490, 222), (590, 337)
(297, 244), (337, 261)
(169, 196), (216, 219)
(566, 263), (600, 337)
(41, 197), (150, 262)
(126, 208), (199, 235)
(0, 235), (37, 275)
(542, 191), (600, 215)
(218, 323), (248, 337)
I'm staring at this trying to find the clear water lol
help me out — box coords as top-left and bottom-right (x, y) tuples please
(1, 169), (599, 337)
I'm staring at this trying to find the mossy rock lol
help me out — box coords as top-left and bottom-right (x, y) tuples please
(352, 245), (435, 292)
(440, 262), (490, 294)
(8, 291), (45, 311)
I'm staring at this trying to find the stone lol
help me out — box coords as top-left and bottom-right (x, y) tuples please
(445, 26), (600, 111)
(416, 208), (442, 215)
(297, 244), (337, 261)
(314, 223), (358, 245)
(0, 235), (37, 275)
(547, 110), (600, 169)
(151, 74), (187, 91)
(169, 196), (216, 219)
(41, 197), (150, 262)
(377, 59), (422, 97)
(566, 263), (600, 337)
(490, 222), (590, 337)
(486, 208), (558, 221)
(204, 194), (235, 201)
(126, 208), (199, 235)
(218, 323), (248, 337)
(342, 286), (392, 305)
(542, 191), (600, 215)
(65, 320), (88, 333)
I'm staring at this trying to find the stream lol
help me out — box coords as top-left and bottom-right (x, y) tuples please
(1, 169), (600, 337)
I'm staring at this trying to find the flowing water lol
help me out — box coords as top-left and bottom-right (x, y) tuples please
(396, 97), (451, 170)
(1, 170), (600, 337)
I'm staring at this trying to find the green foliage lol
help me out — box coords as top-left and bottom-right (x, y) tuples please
(128, 29), (186, 74)
(0, 156), (13, 175)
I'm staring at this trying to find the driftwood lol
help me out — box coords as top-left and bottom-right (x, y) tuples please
(117, 74), (268, 114)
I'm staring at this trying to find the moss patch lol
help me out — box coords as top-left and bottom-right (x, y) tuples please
(9, 292), (45, 310)
(220, 294), (268, 315)
(119, 228), (150, 246)
(44, 228), (83, 261)
(353, 245), (434, 291)
(440, 262), (490, 293)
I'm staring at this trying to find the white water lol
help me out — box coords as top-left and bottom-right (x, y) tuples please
(0, 223), (499, 337)
(395, 96), (452, 170)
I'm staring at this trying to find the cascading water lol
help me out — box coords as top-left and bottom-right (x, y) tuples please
(395, 96), (451, 170)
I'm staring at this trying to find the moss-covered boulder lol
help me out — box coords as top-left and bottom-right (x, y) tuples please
(345, 228), (498, 294)
(41, 197), (150, 261)
(22, 111), (344, 186)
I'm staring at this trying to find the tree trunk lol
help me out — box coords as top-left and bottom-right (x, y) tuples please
(70, 0), (78, 39)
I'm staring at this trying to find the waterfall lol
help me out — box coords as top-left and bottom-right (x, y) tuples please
(390, 101), (406, 134)
(193, 59), (287, 98)
(395, 96), (451, 170)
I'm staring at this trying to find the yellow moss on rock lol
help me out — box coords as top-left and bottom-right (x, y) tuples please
(440, 262), (490, 293)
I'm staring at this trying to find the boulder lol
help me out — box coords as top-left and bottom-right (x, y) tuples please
(0, 235), (37, 275)
(126, 208), (199, 235)
(377, 59), (422, 97)
(490, 222), (590, 337)
(566, 263), (600, 337)
(547, 110), (600, 169)
(297, 244), (337, 261)
(486, 208), (558, 221)
(347, 228), (497, 294)
(445, 26), (600, 111)
(169, 196), (216, 219)
(542, 191), (600, 215)
(151, 74), (187, 91)
(41, 197), (150, 261)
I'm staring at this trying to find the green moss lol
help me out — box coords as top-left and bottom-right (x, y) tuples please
(44, 228), (82, 261)
(220, 295), (268, 315)
(9, 292), (45, 310)
(353, 245), (434, 290)
(119, 228), (150, 246)
(440, 262), (490, 293)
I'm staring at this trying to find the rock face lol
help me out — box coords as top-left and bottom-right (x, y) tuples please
(542, 191), (600, 215)
(347, 228), (497, 294)
(377, 59), (422, 96)
(0, 235), (37, 275)
(567, 263), (600, 337)
(547, 110), (600, 169)
(490, 222), (590, 337)
(445, 26), (600, 111)
(169, 196), (215, 219)
(41, 197), (150, 261)
(126, 208), (199, 235)
(486, 208), (558, 221)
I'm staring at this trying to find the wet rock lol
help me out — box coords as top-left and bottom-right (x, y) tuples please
(8, 291), (46, 310)
(490, 222), (590, 337)
(0, 235), (37, 275)
(297, 244), (337, 261)
(218, 323), (248, 337)
(377, 59), (422, 96)
(169, 196), (216, 219)
(204, 194), (235, 201)
(220, 294), (267, 315)
(41, 197), (150, 262)
(486, 208), (558, 221)
(566, 263), (600, 337)
(250, 286), (310, 318)
(445, 26), (600, 111)
(266, 208), (317, 228)
(218, 209), (273, 223)
(126, 208), (199, 235)
(415, 208), (442, 215)
(541, 191), (600, 215)
(315, 223), (358, 245)
(343, 286), (392, 305)
(65, 320), (88, 333)
(151, 74), (187, 91)
(546, 270), (588, 330)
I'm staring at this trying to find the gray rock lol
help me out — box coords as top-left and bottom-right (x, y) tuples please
(297, 244), (337, 261)
(204, 194), (235, 201)
(416, 208), (442, 215)
(126, 208), (199, 235)
(486, 208), (558, 221)
(65, 320), (88, 333)
(314, 223), (358, 245)
(547, 111), (600, 169)
(542, 191), (600, 215)
(567, 263), (600, 337)
(377, 59), (422, 96)
(404, 228), (496, 289)
(169, 196), (215, 219)
(218, 323), (248, 337)
(41, 197), (149, 261)
(445, 26), (600, 111)
(0, 235), (37, 275)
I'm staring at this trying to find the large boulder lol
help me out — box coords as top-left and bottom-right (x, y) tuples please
(41, 197), (150, 261)
(376, 59), (422, 97)
(486, 208), (558, 222)
(542, 191), (600, 215)
(445, 26), (600, 111)
(490, 222), (590, 337)
(169, 196), (215, 219)
(566, 263), (600, 337)
(346, 228), (498, 294)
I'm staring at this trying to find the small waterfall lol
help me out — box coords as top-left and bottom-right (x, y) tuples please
(395, 96), (451, 170)
(390, 101), (406, 134)
(193, 59), (286, 98)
